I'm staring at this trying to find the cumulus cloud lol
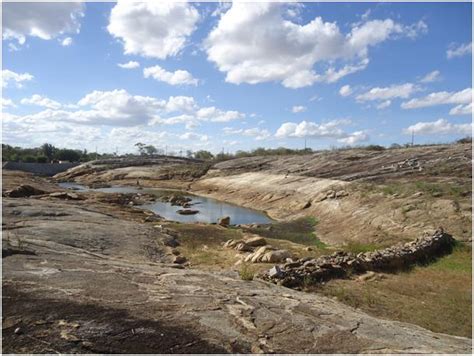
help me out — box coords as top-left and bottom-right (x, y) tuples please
(447, 42), (472, 59)
(180, 132), (209, 142)
(21, 94), (62, 109)
(143, 65), (198, 86)
(108, 1), (199, 59)
(419, 70), (441, 83)
(223, 126), (271, 140)
(338, 130), (369, 145)
(2, 69), (34, 88)
(118, 61), (140, 69)
(356, 83), (419, 102)
(401, 88), (472, 109)
(205, 2), (426, 88)
(339, 85), (352, 97)
(449, 103), (472, 116)
(2, 98), (16, 110)
(292, 105), (307, 113)
(275, 119), (348, 138)
(376, 100), (391, 110)
(61, 37), (73, 47)
(3, 2), (84, 44)
(403, 119), (472, 136)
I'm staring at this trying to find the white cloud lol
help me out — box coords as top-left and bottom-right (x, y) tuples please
(401, 88), (472, 109)
(449, 103), (472, 116)
(21, 94), (62, 109)
(196, 106), (244, 122)
(118, 61), (140, 69)
(292, 105), (307, 113)
(205, 2), (425, 88)
(356, 83), (419, 102)
(2, 69), (34, 88)
(61, 37), (73, 47)
(242, 127), (271, 140)
(3, 2), (84, 45)
(108, 1), (199, 59)
(337, 130), (369, 145)
(447, 42), (472, 59)
(419, 70), (441, 83)
(339, 84), (352, 97)
(180, 132), (209, 142)
(2, 98), (16, 110)
(275, 119), (352, 139)
(143, 65), (198, 86)
(376, 100), (391, 110)
(403, 119), (472, 136)
(165, 96), (197, 113)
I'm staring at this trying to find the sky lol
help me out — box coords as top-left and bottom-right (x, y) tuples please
(2, 1), (472, 155)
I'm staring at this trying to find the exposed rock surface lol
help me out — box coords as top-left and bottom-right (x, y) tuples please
(2, 172), (471, 353)
(4, 184), (46, 198)
(261, 231), (456, 288)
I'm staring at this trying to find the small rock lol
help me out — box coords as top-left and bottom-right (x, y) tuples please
(162, 236), (180, 248)
(218, 216), (231, 227)
(269, 266), (284, 278)
(305, 247), (313, 252)
(172, 255), (187, 264)
(14, 327), (22, 335)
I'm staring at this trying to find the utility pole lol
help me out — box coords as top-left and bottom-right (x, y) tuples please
(411, 130), (415, 146)
(304, 138), (307, 150)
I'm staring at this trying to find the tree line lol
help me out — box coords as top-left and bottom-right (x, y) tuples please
(2, 143), (107, 163)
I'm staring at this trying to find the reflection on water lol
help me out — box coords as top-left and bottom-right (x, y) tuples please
(58, 182), (272, 225)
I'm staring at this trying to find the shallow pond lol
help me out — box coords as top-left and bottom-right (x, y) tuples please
(58, 182), (273, 225)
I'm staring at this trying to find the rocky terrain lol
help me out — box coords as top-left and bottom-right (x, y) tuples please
(2, 143), (472, 353)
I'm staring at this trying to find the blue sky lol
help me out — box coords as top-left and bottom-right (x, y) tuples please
(2, 1), (472, 154)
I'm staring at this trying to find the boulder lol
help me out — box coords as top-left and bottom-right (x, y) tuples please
(261, 250), (291, 263)
(218, 216), (231, 227)
(269, 266), (284, 278)
(5, 185), (45, 198)
(235, 242), (253, 252)
(172, 255), (187, 264)
(243, 235), (266, 247)
(176, 209), (199, 215)
(162, 236), (180, 248)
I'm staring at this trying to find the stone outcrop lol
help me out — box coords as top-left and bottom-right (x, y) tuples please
(225, 236), (291, 264)
(4, 184), (46, 198)
(262, 230), (455, 288)
(218, 216), (230, 226)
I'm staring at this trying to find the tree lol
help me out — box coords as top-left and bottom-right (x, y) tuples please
(55, 149), (81, 162)
(144, 145), (158, 155)
(194, 150), (214, 160)
(135, 142), (146, 155)
(41, 143), (55, 162)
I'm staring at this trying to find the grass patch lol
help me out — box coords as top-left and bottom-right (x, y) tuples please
(239, 263), (256, 281)
(243, 216), (326, 247)
(356, 179), (470, 200)
(342, 241), (379, 254)
(316, 243), (472, 338)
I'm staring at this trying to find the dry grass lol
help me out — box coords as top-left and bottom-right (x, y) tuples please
(164, 220), (333, 271)
(316, 242), (472, 337)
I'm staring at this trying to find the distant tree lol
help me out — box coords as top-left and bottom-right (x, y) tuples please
(23, 155), (37, 163)
(55, 149), (81, 162)
(144, 145), (158, 155)
(186, 150), (193, 158)
(36, 156), (48, 163)
(41, 143), (55, 162)
(457, 137), (472, 144)
(135, 142), (146, 155)
(194, 150), (214, 160)
(390, 143), (402, 149)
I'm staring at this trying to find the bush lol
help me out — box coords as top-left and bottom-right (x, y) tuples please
(22, 155), (37, 163)
(36, 156), (48, 163)
(363, 145), (386, 151)
(238, 263), (255, 281)
(456, 137), (472, 144)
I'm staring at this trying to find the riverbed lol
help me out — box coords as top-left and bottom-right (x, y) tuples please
(59, 182), (272, 225)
